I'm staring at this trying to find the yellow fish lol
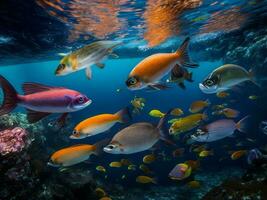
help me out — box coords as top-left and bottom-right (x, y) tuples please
(70, 108), (130, 139)
(109, 161), (122, 168)
(169, 113), (207, 135)
(189, 99), (210, 113)
(128, 164), (137, 171)
(126, 37), (198, 90)
(170, 108), (184, 116)
(248, 95), (258, 100)
(149, 109), (165, 118)
(136, 175), (157, 184)
(143, 154), (156, 164)
(95, 187), (106, 198)
(199, 150), (213, 157)
(96, 166), (106, 173)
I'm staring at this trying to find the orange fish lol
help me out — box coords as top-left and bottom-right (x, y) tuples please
(216, 91), (230, 98)
(70, 108), (130, 139)
(230, 150), (247, 160)
(189, 99), (210, 113)
(221, 108), (240, 118)
(48, 140), (107, 167)
(125, 37), (198, 90)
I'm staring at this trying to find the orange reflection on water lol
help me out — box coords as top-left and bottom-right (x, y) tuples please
(143, 0), (202, 47)
(37, 0), (129, 41)
(200, 7), (247, 34)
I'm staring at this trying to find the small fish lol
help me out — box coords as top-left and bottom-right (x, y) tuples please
(187, 180), (201, 189)
(199, 150), (213, 157)
(169, 163), (192, 180)
(166, 64), (194, 90)
(99, 197), (112, 200)
(70, 108), (131, 139)
(170, 108), (184, 116)
(96, 166), (106, 173)
(143, 154), (156, 164)
(248, 95), (258, 100)
(191, 116), (250, 142)
(120, 159), (132, 166)
(199, 64), (256, 94)
(189, 99), (210, 113)
(109, 161), (122, 168)
(48, 140), (107, 167)
(216, 108), (240, 118)
(212, 104), (227, 110)
(230, 150), (247, 160)
(136, 175), (157, 184)
(216, 91), (230, 98)
(95, 187), (107, 198)
(126, 37), (198, 90)
(55, 40), (121, 79)
(104, 112), (172, 154)
(247, 148), (267, 165)
(172, 148), (185, 157)
(127, 164), (137, 171)
(149, 109), (165, 118)
(190, 144), (207, 153)
(0, 75), (91, 124)
(139, 164), (153, 174)
(169, 113), (207, 135)
(131, 96), (145, 114)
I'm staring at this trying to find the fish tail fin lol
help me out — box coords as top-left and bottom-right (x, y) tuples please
(236, 115), (251, 133)
(158, 109), (177, 146)
(116, 107), (132, 123)
(93, 139), (111, 156)
(175, 37), (198, 68)
(0, 75), (19, 115)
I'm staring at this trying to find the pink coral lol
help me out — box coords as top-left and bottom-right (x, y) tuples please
(0, 127), (28, 155)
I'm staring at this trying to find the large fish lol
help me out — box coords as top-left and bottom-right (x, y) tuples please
(199, 64), (255, 94)
(70, 108), (131, 139)
(191, 116), (250, 142)
(55, 40), (121, 79)
(126, 37), (198, 90)
(103, 111), (172, 154)
(0, 75), (91, 123)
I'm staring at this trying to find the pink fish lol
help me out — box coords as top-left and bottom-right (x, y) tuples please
(0, 75), (92, 123)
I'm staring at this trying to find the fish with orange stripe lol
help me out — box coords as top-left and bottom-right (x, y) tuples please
(70, 108), (131, 139)
(125, 37), (198, 90)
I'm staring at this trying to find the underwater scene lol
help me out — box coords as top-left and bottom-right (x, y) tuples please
(0, 0), (267, 199)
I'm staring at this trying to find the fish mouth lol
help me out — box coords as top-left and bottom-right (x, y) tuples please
(103, 146), (112, 153)
(199, 83), (216, 94)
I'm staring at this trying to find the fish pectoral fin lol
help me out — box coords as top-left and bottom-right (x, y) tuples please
(95, 62), (105, 69)
(178, 82), (186, 90)
(26, 109), (51, 123)
(147, 83), (170, 90)
(109, 53), (119, 59)
(85, 66), (92, 79)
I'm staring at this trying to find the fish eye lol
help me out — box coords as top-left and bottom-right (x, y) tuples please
(127, 77), (137, 86)
(77, 96), (84, 104)
(58, 64), (66, 70)
(206, 79), (214, 86)
(72, 130), (77, 135)
(108, 145), (115, 149)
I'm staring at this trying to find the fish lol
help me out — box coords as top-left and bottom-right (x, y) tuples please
(169, 163), (192, 180)
(260, 120), (267, 135)
(213, 108), (240, 118)
(103, 111), (172, 154)
(55, 40), (121, 79)
(136, 175), (157, 184)
(95, 187), (107, 198)
(166, 64), (194, 90)
(0, 75), (91, 124)
(130, 96), (145, 114)
(199, 150), (213, 157)
(248, 95), (258, 100)
(109, 161), (122, 168)
(230, 150), (247, 160)
(143, 154), (156, 164)
(212, 104), (227, 110)
(247, 148), (267, 165)
(100, 197), (112, 200)
(191, 116), (250, 142)
(96, 166), (106, 173)
(184, 160), (200, 171)
(189, 99), (210, 113)
(120, 159), (132, 166)
(149, 109), (165, 118)
(172, 148), (185, 157)
(169, 113), (207, 135)
(70, 108), (131, 139)
(48, 140), (107, 167)
(126, 37), (198, 90)
(216, 91), (230, 98)
(170, 108), (184, 116)
(199, 64), (256, 94)
(187, 180), (201, 189)
(139, 164), (153, 174)
(127, 164), (137, 171)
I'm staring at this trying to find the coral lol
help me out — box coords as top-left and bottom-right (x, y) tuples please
(0, 127), (29, 155)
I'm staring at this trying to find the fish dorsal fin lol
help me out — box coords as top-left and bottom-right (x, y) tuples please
(26, 109), (51, 123)
(22, 82), (58, 95)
